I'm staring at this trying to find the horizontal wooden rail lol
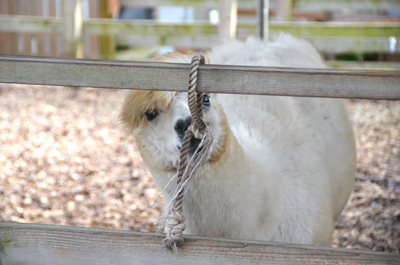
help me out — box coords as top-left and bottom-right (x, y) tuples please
(324, 61), (400, 70)
(84, 19), (216, 36)
(293, 0), (400, 11)
(305, 37), (400, 54)
(0, 55), (399, 99)
(120, 0), (251, 8)
(0, 16), (63, 33)
(1, 15), (399, 38)
(120, 0), (400, 11)
(0, 222), (399, 265)
(238, 21), (400, 37)
(116, 36), (398, 53)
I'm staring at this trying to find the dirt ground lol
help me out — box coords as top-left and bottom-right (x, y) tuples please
(0, 84), (399, 253)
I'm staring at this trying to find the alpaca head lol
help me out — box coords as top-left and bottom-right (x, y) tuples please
(119, 53), (228, 174)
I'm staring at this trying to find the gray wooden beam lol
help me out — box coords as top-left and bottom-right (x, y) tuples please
(0, 55), (399, 99)
(0, 15), (63, 33)
(293, 0), (400, 11)
(120, 0), (400, 11)
(240, 22), (400, 38)
(1, 15), (399, 38)
(0, 222), (399, 265)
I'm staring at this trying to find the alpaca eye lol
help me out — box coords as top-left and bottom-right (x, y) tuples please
(203, 94), (210, 106)
(145, 110), (159, 121)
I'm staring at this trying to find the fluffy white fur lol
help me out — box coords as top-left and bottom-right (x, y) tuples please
(120, 34), (356, 246)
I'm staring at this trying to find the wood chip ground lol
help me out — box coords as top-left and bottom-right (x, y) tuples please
(0, 84), (398, 253)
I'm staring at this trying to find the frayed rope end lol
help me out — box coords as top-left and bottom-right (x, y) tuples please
(161, 212), (186, 253)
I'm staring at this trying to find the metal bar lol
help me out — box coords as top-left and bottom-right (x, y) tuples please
(257, 0), (263, 39)
(263, 0), (269, 39)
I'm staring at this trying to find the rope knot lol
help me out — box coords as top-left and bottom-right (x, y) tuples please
(162, 212), (186, 252)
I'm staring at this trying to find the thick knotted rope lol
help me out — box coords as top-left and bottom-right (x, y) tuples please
(160, 53), (214, 252)
(188, 53), (207, 137)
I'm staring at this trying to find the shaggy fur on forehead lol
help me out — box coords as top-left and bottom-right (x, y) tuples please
(119, 90), (175, 132)
(119, 51), (209, 132)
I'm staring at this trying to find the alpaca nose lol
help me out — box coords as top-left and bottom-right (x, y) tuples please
(174, 116), (192, 141)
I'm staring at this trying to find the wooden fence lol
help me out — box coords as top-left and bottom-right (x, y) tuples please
(1, 54), (399, 99)
(1, 15), (399, 51)
(0, 0), (399, 59)
(0, 50), (400, 264)
(2, 15), (398, 37)
(1, 222), (400, 264)
(0, 2), (400, 264)
(121, 0), (400, 11)
(0, 0), (104, 58)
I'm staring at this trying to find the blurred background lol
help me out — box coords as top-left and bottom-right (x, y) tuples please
(0, 0), (399, 68)
(0, 0), (399, 254)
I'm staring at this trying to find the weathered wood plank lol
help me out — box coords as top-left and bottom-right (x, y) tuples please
(218, 0), (237, 43)
(116, 35), (398, 53)
(63, 0), (84, 58)
(240, 22), (400, 38)
(325, 61), (400, 71)
(0, 15), (217, 35)
(20, 0), (32, 56)
(293, 0), (400, 11)
(0, 15), (63, 33)
(120, 0), (219, 7)
(307, 37), (400, 54)
(0, 55), (399, 99)
(275, 0), (293, 21)
(117, 34), (219, 49)
(98, 0), (116, 59)
(0, 222), (399, 265)
(85, 19), (400, 38)
(1, 15), (399, 38)
(119, 0), (400, 11)
(83, 19), (217, 36)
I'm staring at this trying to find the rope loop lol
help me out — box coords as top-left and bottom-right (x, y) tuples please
(161, 53), (214, 253)
(188, 53), (206, 137)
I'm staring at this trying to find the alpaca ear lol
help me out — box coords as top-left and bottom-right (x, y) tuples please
(119, 90), (144, 132)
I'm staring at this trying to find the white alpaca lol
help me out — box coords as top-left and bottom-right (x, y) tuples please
(120, 34), (356, 246)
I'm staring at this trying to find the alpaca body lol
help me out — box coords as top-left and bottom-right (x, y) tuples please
(120, 34), (356, 246)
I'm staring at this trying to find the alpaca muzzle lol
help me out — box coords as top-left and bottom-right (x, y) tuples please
(174, 116), (203, 156)
(188, 135), (202, 157)
(174, 116), (192, 142)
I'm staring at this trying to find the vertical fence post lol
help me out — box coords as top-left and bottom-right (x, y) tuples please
(63, 0), (83, 58)
(263, 0), (269, 39)
(98, 0), (116, 59)
(43, 0), (51, 56)
(257, 0), (269, 40)
(276, 0), (292, 21)
(218, 0), (237, 43)
(0, 0), (9, 54)
(257, 0), (263, 39)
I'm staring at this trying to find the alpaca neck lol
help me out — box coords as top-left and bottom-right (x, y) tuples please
(181, 118), (262, 239)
